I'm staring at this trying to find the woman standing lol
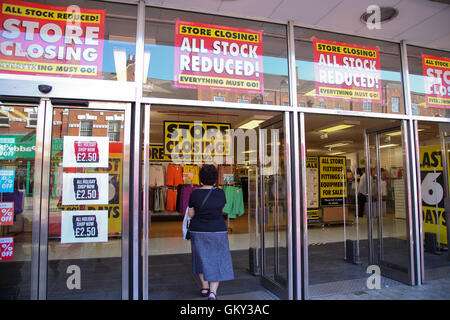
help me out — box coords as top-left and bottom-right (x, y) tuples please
(187, 164), (234, 300)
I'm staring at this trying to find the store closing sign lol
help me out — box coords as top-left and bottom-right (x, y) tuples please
(174, 20), (264, 93)
(422, 55), (450, 109)
(164, 121), (231, 161)
(420, 145), (448, 245)
(0, 0), (105, 78)
(313, 39), (382, 103)
(319, 156), (347, 206)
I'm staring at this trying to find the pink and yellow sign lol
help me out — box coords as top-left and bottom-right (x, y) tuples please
(174, 20), (263, 93)
(422, 54), (450, 109)
(313, 38), (382, 103)
(0, 0), (105, 78)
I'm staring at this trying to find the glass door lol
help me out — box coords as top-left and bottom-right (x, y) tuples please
(0, 97), (42, 299)
(365, 123), (414, 284)
(259, 114), (290, 299)
(38, 100), (131, 299)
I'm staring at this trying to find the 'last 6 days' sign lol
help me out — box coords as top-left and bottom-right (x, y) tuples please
(313, 39), (382, 103)
(174, 20), (264, 93)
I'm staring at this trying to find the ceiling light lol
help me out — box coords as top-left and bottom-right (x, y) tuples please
(320, 124), (355, 133)
(324, 141), (352, 149)
(328, 151), (345, 156)
(238, 120), (266, 129)
(379, 143), (399, 149)
(360, 6), (399, 24)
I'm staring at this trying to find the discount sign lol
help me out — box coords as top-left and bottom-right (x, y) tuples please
(422, 54), (450, 109)
(0, 169), (14, 193)
(0, 202), (14, 226)
(0, 0), (106, 78)
(0, 237), (14, 261)
(420, 145), (448, 245)
(313, 39), (382, 103)
(174, 20), (264, 93)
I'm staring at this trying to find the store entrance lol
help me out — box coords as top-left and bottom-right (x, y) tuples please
(142, 105), (290, 300)
(303, 114), (414, 299)
(365, 124), (414, 284)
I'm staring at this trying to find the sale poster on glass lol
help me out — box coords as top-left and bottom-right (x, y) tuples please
(62, 173), (109, 205)
(61, 210), (108, 243)
(63, 136), (109, 168)
(0, 202), (14, 226)
(0, 169), (14, 193)
(0, 0), (106, 79)
(422, 54), (450, 109)
(313, 39), (382, 103)
(0, 237), (14, 261)
(174, 20), (264, 93)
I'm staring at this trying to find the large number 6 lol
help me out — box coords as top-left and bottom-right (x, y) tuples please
(422, 172), (443, 205)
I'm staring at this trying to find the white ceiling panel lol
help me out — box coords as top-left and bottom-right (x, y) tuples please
(314, 0), (401, 32)
(393, 6), (450, 45)
(161, 0), (221, 12)
(269, 0), (344, 25)
(218, 0), (281, 19)
(354, 0), (448, 40)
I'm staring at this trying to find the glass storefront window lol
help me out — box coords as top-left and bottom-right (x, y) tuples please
(0, 0), (137, 82)
(143, 7), (289, 105)
(407, 45), (450, 117)
(295, 27), (405, 114)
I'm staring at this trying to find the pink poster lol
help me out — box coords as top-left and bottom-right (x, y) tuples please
(0, 0), (105, 78)
(174, 20), (264, 93)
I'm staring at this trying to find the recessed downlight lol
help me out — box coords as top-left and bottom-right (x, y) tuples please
(360, 6), (399, 24)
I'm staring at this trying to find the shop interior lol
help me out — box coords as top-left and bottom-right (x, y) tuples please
(304, 114), (449, 298)
(146, 105), (286, 300)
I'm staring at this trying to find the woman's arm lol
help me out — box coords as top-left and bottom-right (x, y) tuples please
(188, 207), (195, 219)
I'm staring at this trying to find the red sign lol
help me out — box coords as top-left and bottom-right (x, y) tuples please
(0, 202), (14, 226)
(174, 20), (264, 93)
(422, 54), (450, 109)
(74, 140), (99, 163)
(0, 0), (105, 78)
(0, 237), (14, 261)
(313, 39), (382, 103)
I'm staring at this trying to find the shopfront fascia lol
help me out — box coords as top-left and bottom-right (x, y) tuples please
(0, 0), (449, 300)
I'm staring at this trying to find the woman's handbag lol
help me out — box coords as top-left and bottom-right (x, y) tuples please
(183, 187), (215, 240)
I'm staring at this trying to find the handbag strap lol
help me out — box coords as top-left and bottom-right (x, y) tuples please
(200, 187), (215, 209)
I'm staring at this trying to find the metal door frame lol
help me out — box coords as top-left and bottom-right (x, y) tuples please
(258, 112), (293, 300)
(364, 121), (415, 285)
(32, 98), (132, 300)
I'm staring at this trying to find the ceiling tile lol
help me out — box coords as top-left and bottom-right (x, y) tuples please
(219, 0), (282, 19)
(160, 0), (221, 12)
(270, 0), (344, 25)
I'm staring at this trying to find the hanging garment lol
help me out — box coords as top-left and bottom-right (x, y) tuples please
(166, 164), (183, 187)
(166, 188), (178, 211)
(182, 165), (200, 185)
(149, 164), (165, 187)
(178, 185), (199, 214)
(218, 165), (233, 185)
(222, 185), (245, 219)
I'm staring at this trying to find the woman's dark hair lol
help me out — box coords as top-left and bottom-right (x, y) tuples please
(199, 164), (218, 186)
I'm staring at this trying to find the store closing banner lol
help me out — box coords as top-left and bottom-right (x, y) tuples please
(422, 54), (450, 109)
(0, 0), (105, 78)
(313, 38), (382, 103)
(174, 20), (264, 93)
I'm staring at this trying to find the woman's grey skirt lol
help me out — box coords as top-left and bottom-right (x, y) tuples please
(190, 231), (234, 282)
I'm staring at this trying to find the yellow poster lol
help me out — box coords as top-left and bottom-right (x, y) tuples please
(319, 156), (347, 206)
(420, 145), (448, 245)
(164, 121), (231, 162)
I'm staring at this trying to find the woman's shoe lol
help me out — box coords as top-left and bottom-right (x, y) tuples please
(200, 288), (210, 297)
(208, 292), (217, 300)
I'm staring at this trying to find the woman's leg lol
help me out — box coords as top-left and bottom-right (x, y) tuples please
(199, 274), (209, 290)
(209, 281), (219, 298)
